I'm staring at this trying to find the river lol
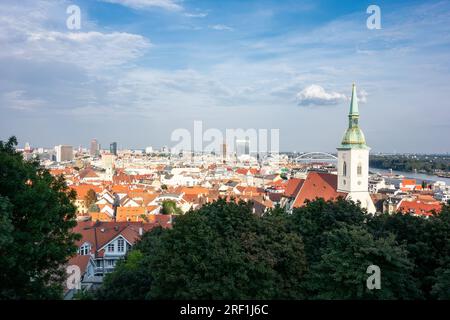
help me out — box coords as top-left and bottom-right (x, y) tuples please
(369, 167), (450, 185)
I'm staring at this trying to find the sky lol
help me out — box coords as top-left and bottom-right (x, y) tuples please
(0, 0), (449, 153)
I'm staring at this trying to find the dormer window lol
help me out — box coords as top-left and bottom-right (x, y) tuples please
(79, 243), (91, 255)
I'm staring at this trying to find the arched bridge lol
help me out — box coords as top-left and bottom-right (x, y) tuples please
(294, 152), (338, 163)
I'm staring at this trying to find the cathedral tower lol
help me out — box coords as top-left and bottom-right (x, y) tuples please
(337, 84), (376, 213)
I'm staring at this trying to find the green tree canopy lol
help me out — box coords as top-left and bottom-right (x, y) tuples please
(367, 204), (450, 298)
(95, 197), (450, 300)
(96, 199), (307, 299)
(0, 136), (80, 299)
(303, 225), (420, 299)
(290, 198), (421, 299)
(160, 199), (182, 215)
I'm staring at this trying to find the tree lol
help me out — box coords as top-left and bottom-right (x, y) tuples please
(289, 198), (421, 299)
(160, 199), (182, 215)
(303, 225), (420, 299)
(431, 259), (450, 299)
(0, 136), (80, 299)
(84, 189), (97, 208)
(421, 180), (427, 189)
(290, 197), (366, 264)
(367, 207), (450, 299)
(88, 203), (100, 212)
(96, 199), (307, 299)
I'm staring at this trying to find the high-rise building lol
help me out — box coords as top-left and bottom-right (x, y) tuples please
(55, 145), (73, 162)
(145, 146), (153, 154)
(110, 142), (117, 156)
(336, 84), (376, 213)
(235, 139), (250, 156)
(221, 142), (227, 158)
(90, 139), (99, 157)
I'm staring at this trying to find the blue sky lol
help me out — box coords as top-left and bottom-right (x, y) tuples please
(0, 0), (449, 153)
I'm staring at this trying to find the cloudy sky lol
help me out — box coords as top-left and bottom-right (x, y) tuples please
(0, 0), (449, 153)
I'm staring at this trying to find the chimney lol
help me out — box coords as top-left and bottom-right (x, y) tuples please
(139, 227), (143, 236)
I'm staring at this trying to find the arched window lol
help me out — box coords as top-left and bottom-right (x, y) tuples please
(343, 161), (347, 176)
(357, 163), (362, 176)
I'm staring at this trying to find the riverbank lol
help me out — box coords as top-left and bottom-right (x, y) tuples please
(369, 167), (450, 185)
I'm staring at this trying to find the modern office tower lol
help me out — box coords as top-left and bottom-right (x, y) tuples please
(90, 139), (99, 157)
(235, 138), (250, 157)
(55, 145), (74, 162)
(110, 142), (117, 156)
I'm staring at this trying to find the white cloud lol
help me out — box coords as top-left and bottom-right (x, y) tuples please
(184, 12), (208, 18)
(296, 85), (347, 106)
(23, 31), (151, 70)
(0, 1), (151, 71)
(358, 89), (368, 104)
(99, 0), (182, 11)
(209, 24), (234, 31)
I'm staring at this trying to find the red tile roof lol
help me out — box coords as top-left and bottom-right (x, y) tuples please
(72, 219), (172, 257)
(292, 172), (347, 208)
(67, 255), (91, 275)
(398, 199), (442, 216)
(284, 178), (305, 198)
(70, 184), (102, 200)
(401, 179), (416, 186)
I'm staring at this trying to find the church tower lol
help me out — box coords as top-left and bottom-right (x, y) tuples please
(337, 84), (376, 213)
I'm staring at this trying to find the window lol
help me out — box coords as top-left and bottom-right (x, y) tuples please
(118, 239), (125, 252)
(343, 162), (347, 176)
(357, 163), (362, 176)
(79, 243), (90, 255)
(107, 243), (114, 252)
(106, 260), (115, 267)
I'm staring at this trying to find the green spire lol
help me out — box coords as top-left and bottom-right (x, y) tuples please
(339, 83), (368, 149)
(349, 83), (359, 115)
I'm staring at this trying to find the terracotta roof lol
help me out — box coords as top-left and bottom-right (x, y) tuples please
(179, 186), (209, 195)
(79, 168), (99, 179)
(111, 185), (130, 193)
(70, 184), (102, 200)
(401, 179), (416, 186)
(284, 178), (305, 198)
(72, 220), (172, 257)
(292, 172), (347, 208)
(398, 199), (442, 216)
(67, 255), (91, 275)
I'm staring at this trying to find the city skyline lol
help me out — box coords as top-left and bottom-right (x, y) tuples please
(1, 0), (450, 153)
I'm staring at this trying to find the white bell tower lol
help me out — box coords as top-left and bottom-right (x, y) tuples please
(337, 84), (376, 213)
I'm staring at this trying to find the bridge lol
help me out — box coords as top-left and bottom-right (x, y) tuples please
(293, 152), (338, 163)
